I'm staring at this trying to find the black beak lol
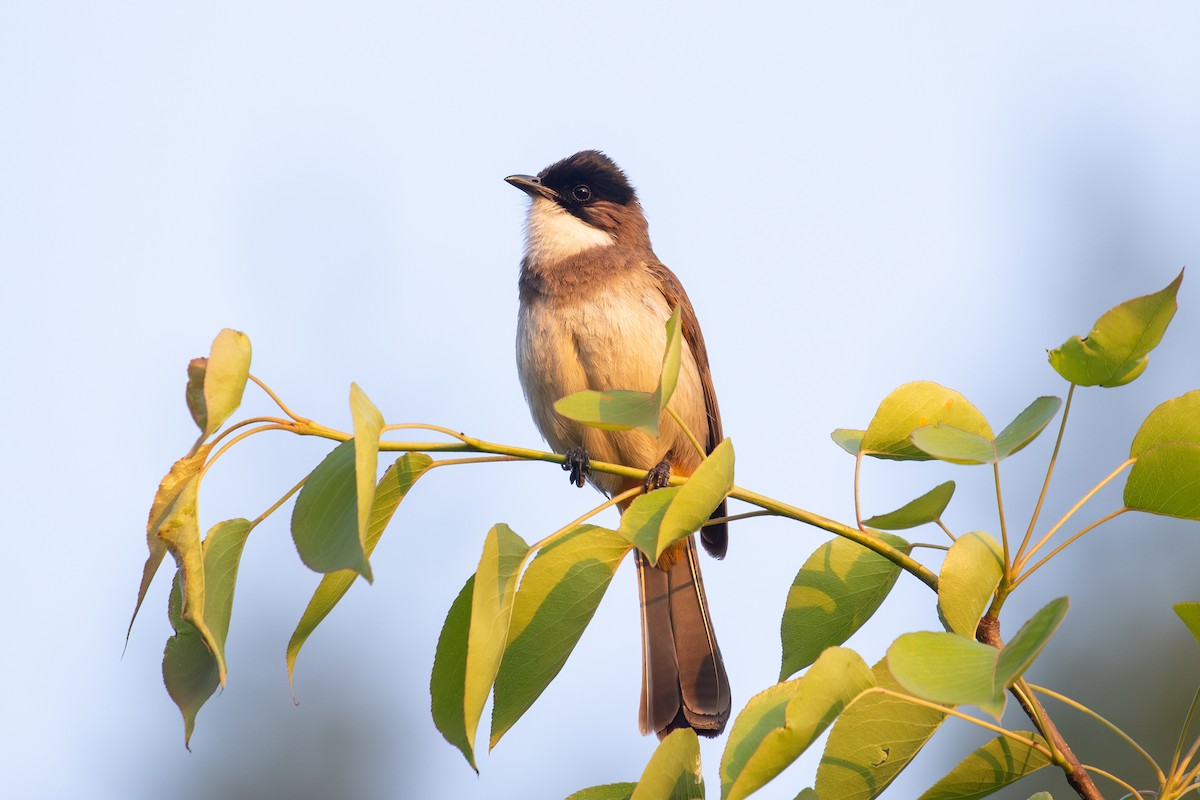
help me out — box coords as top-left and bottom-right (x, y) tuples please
(505, 174), (557, 201)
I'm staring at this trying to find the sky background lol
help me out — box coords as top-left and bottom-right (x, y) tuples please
(4, 3), (1200, 799)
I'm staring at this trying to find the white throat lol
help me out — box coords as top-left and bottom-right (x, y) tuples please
(524, 197), (615, 264)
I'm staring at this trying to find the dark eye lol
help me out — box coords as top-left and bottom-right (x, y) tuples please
(571, 184), (592, 202)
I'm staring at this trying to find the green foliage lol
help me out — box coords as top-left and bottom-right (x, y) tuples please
(814, 659), (947, 800)
(863, 481), (955, 530)
(917, 733), (1051, 800)
(132, 275), (1200, 800)
(287, 454), (433, 687)
(720, 648), (875, 800)
(938, 532), (1004, 637)
(1048, 269), (1182, 387)
(491, 525), (631, 747)
(617, 439), (734, 564)
(780, 533), (909, 680)
(910, 397), (1062, 465)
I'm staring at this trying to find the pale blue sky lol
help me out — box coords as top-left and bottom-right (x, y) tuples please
(3, 3), (1200, 799)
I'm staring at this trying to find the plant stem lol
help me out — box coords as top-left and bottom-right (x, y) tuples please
(1017, 459), (1135, 573)
(1016, 383), (1074, 566)
(1081, 764), (1145, 800)
(1170, 686), (1200, 778)
(729, 485), (939, 590)
(994, 463), (1011, 580)
(250, 475), (308, 529)
(702, 509), (776, 527)
(1030, 682), (1165, 786)
(976, 617), (1105, 800)
(249, 373), (310, 422)
(871, 688), (1053, 757)
(935, 518), (957, 542)
(665, 405), (707, 459)
(1013, 508), (1130, 588)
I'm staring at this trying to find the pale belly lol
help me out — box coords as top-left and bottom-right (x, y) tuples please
(516, 284), (707, 496)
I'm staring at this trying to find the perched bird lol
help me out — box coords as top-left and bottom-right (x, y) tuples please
(506, 150), (731, 738)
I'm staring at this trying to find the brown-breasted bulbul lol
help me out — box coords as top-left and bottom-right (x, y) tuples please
(506, 150), (731, 739)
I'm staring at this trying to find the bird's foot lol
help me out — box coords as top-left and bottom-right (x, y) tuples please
(563, 447), (591, 488)
(644, 460), (672, 492)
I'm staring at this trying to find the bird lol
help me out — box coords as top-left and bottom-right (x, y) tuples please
(505, 150), (730, 739)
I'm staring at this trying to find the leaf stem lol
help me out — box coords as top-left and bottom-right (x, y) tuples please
(702, 509), (776, 527)
(523, 486), (643, 560)
(1013, 508), (1130, 588)
(1016, 383), (1074, 566)
(1081, 764), (1147, 800)
(199, 423), (292, 481)
(729, 485), (938, 590)
(935, 518), (958, 542)
(1170, 686), (1200, 778)
(382, 422), (471, 443)
(209, 415), (295, 448)
(1017, 459), (1135, 573)
(428, 456), (522, 469)
(250, 475), (308, 529)
(993, 463), (1011, 580)
(665, 405), (707, 459)
(871, 688), (1054, 758)
(1029, 682), (1165, 786)
(249, 373), (310, 423)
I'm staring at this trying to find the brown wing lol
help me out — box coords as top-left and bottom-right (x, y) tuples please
(649, 260), (728, 559)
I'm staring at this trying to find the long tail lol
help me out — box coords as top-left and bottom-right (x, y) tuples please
(636, 535), (730, 738)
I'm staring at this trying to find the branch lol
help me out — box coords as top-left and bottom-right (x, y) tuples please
(976, 616), (1105, 800)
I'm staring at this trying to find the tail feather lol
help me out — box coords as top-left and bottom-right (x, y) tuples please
(636, 537), (730, 739)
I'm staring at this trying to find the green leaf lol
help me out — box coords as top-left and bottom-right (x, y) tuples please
(657, 439), (734, 559)
(814, 658), (947, 800)
(161, 517), (252, 746)
(555, 389), (661, 435)
(1131, 390), (1200, 457)
(198, 328), (252, 439)
(1174, 602), (1200, 646)
(290, 440), (372, 581)
(565, 785), (636, 800)
(1124, 442), (1200, 520)
(129, 443), (212, 640)
(431, 575), (477, 771)
(630, 728), (704, 800)
(781, 534), (910, 680)
(1026, 794), (1053, 800)
(887, 633), (1007, 718)
(864, 482), (955, 531)
(491, 525), (632, 747)
(349, 383), (384, 580)
(860, 382), (993, 461)
(910, 398), (1061, 465)
(1048, 269), (1183, 387)
(832, 429), (865, 456)
(993, 397), (1062, 459)
(287, 454), (433, 687)
(617, 487), (680, 564)
(163, 571), (218, 748)
(917, 732), (1051, 800)
(910, 425), (996, 465)
(463, 524), (529, 761)
(199, 518), (252, 665)
(994, 597), (1069, 688)
(157, 475), (226, 686)
(888, 598), (1069, 720)
(938, 532), (1004, 637)
(722, 648), (876, 800)
(554, 306), (685, 438)
(794, 791), (817, 800)
(657, 305), (684, 414)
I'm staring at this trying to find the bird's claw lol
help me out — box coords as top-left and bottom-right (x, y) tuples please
(563, 447), (591, 488)
(644, 460), (672, 492)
